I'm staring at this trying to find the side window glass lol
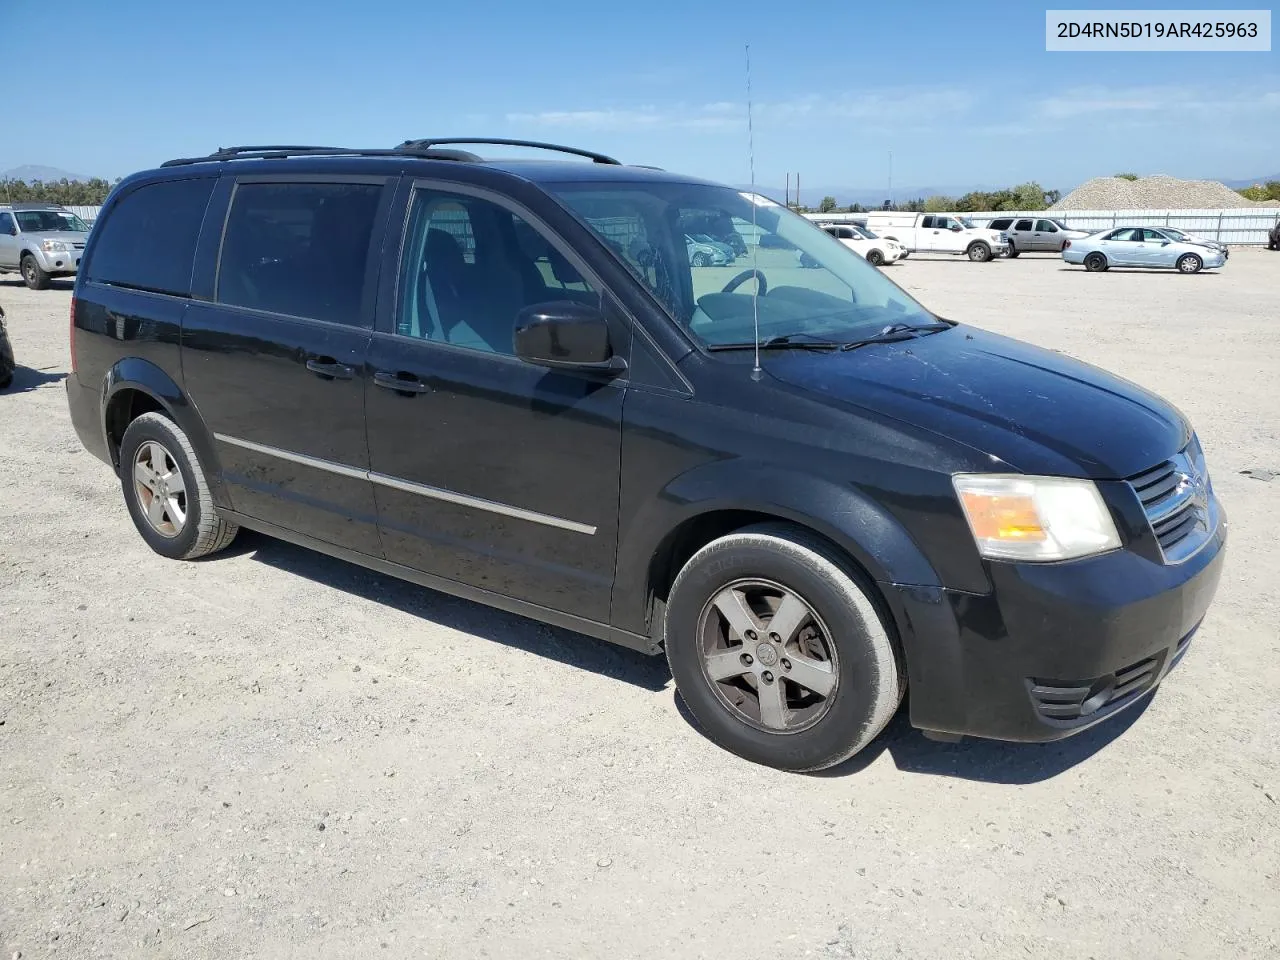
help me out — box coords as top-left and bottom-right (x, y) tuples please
(1014, 219), (1033, 231)
(217, 182), (382, 325)
(0, 213), (13, 234)
(86, 178), (215, 296)
(396, 188), (600, 356)
(921, 216), (934, 229)
(1142, 228), (1166, 242)
(1036, 219), (1057, 233)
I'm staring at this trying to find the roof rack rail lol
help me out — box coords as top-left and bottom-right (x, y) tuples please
(160, 144), (481, 168)
(396, 138), (621, 165)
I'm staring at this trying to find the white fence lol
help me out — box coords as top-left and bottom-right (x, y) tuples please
(808, 208), (1279, 246)
(66, 205), (100, 223)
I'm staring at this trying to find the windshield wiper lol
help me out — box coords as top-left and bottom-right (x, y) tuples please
(707, 333), (842, 352)
(840, 321), (953, 351)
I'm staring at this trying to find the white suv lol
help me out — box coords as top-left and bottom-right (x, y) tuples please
(816, 222), (904, 266)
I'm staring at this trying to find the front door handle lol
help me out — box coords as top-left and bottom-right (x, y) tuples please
(306, 358), (354, 380)
(374, 370), (433, 395)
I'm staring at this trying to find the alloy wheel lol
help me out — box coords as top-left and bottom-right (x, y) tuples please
(133, 440), (187, 537)
(697, 578), (839, 733)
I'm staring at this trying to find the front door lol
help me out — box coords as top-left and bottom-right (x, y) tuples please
(0, 212), (18, 268)
(182, 176), (393, 556)
(1100, 228), (1143, 265)
(364, 182), (626, 623)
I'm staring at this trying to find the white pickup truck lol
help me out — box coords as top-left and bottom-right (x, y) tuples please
(858, 212), (1009, 262)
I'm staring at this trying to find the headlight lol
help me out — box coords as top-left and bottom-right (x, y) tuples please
(42, 239), (69, 253)
(953, 474), (1121, 562)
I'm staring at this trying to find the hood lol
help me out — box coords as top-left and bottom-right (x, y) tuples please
(25, 229), (88, 244)
(763, 326), (1189, 479)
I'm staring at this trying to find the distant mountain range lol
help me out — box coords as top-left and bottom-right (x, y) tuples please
(1222, 173), (1280, 189)
(2, 165), (92, 183)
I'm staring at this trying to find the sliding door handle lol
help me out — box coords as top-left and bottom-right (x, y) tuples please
(306, 358), (355, 380)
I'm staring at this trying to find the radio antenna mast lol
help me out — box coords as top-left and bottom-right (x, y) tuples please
(746, 43), (762, 380)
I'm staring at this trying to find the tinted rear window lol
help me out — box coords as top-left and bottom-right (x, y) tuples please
(216, 182), (382, 325)
(86, 178), (215, 296)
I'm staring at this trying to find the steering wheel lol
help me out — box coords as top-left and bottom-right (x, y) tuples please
(721, 268), (767, 296)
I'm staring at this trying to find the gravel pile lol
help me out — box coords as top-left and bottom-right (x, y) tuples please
(1051, 174), (1265, 210)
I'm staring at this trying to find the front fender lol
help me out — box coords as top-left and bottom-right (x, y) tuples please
(102, 358), (230, 507)
(611, 459), (942, 636)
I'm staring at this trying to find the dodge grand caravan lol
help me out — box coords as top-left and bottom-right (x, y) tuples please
(66, 139), (1226, 771)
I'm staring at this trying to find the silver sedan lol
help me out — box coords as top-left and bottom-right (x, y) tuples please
(1062, 226), (1227, 273)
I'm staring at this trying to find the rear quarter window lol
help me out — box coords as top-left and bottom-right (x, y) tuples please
(85, 178), (215, 296)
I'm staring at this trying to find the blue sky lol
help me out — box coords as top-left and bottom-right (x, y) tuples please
(6, 0), (1277, 197)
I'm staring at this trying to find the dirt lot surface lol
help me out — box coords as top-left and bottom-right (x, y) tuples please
(2, 251), (1278, 959)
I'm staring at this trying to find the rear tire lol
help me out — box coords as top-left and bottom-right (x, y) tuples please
(665, 523), (904, 772)
(119, 412), (239, 561)
(20, 255), (50, 290)
(966, 242), (992, 262)
(1084, 252), (1108, 272)
(1177, 253), (1203, 274)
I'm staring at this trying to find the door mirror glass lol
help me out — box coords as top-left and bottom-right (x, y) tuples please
(514, 300), (624, 374)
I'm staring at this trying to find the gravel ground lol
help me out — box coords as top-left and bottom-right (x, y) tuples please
(2, 252), (1278, 960)
(1052, 174), (1267, 210)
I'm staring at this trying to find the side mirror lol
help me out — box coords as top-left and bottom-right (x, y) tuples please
(514, 301), (626, 375)
(4, 225), (15, 236)
(951, 224), (963, 232)
(1161, 240), (1171, 246)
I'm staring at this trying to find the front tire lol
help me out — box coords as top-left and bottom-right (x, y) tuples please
(665, 523), (904, 772)
(1177, 253), (1203, 274)
(20, 255), (50, 290)
(691, 252), (711, 267)
(119, 412), (239, 560)
(1005, 242), (1020, 259)
(866, 249), (885, 266)
(966, 242), (992, 262)
(1084, 252), (1108, 272)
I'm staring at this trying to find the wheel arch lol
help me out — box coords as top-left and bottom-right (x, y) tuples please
(612, 462), (942, 643)
(101, 358), (230, 506)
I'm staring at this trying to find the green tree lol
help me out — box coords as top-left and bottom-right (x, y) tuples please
(1114, 172), (1139, 181)
(844, 203), (866, 213)
(1266, 180), (1280, 200)
(1009, 181), (1049, 211)
(923, 195), (955, 212)
(818, 195), (837, 213)
(0, 177), (118, 205)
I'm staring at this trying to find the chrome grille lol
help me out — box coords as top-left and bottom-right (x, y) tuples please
(1128, 440), (1215, 563)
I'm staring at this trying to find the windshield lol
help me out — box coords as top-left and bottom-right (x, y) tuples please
(852, 224), (879, 239)
(14, 210), (89, 233)
(548, 182), (934, 347)
(957, 216), (976, 229)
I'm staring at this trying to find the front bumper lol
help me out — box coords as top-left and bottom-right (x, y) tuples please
(32, 247), (83, 274)
(886, 511), (1227, 742)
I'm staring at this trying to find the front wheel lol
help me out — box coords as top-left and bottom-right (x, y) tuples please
(20, 255), (50, 290)
(1005, 242), (1020, 259)
(866, 249), (885, 266)
(1177, 253), (1203, 274)
(966, 242), (992, 262)
(119, 412), (239, 560)
(665, 523), (903, 772)
(1083, 252), (1108, 272)
(691, 252), (711, 267)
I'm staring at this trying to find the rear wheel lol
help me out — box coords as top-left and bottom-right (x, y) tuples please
(119, 412), (239, 560)
(1084, 252), (1108, 272)
(1177, 253), (1203, 274)
(665, 523), (903, 772)
(866, 249), (884, 266)
(20, 255), (50, 290)
(966, 242), (992, 262)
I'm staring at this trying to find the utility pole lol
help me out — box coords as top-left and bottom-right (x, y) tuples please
(796, 172), (801, 210)
(785, 172), (790, 207)
(888, 151), (893, 206)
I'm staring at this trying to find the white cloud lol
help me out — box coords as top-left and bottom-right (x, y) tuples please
(506, 88), (974, 133)
(1038, 84), (1280, 119)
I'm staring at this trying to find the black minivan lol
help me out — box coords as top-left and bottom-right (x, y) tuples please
(67, 140), (1226, 771)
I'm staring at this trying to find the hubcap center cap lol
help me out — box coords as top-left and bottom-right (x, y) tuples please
(754, 643), (778, 667)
